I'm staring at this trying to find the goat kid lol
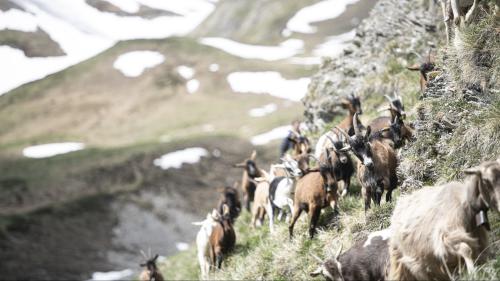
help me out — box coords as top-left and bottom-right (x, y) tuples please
(310, 229), (391, 281)
(389, 159), (500, 281)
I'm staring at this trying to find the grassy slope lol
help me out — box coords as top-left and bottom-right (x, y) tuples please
(160, 4), (500, 280)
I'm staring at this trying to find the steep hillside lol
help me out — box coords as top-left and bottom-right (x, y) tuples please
(160, 0), (500, 280)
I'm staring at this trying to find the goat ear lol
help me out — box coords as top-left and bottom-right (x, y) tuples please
(407, 63), (421, 71)
(250, 150), (257, 160)
(140, 263), (147, 267)
(233, 162), (245, 168)
(464, 166), (482, 175)
(222, 204), (230, 215)
(380, 127), (391, 132)
(192, 221), (204, 226)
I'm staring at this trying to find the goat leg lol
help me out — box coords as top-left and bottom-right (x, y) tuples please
(464, 0), (480, 23)
(309, 207), (321, 239)
(289, 205), (303, 239)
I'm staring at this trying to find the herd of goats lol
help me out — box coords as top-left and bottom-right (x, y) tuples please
(138, 92), (499, 281)
(134, 1), (499, 280)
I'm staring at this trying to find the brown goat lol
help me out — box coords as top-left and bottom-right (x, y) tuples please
(288, 134), (312, 157)
(388, 159), (500, 280)
(288, 167), (339, 239)
(251, 179), (269, 227)
(139, 254), (164, 281)
(335, 94), (364, 136)
(234, 150), (265, 211)
(337, 118), (398, 212)
(209, 204), (236, 270)
(216, 183), (242, 223)
(406, 50), (435, 92)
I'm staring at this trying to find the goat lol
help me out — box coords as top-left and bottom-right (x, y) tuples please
(335, 93), (364, 136)
(234, 150), (264, 211)
(388, 159), (500, 281)
(266, 156), (304, 233)
(209, 204), (236, 270)
(251, 179), (269, 228)
(192, 210), (220, 280)
(406, 50), (435, 92)
(371, 94), (413, 147)
(439, 0), (483, 44)
(369, 115), (406, 149)
(319, 133), (354, 197)
(289, 154), (339, 239)
(216, 183), (242, 223)
(336, 116), (398, 212)
(139, 254), (164, 281)
(310, 229), (391, 281)
(288, 133), (311, 157)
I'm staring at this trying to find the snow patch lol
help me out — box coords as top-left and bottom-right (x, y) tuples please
(153, 147), (208, 170)
(208, 63), (219, 72)
(91, 269), (133, 281)
(176, 65), (195, 79)
(0, 0), (215, 95)
(313, 29), (356, 57)
(176, 242), (189, 251)
(249, 103), (277, 117)
(227, 71), (310, 102)
(0, 8), (38, 32)
(363, 229), (391, 248)
(23, 142), (85, 158)
(102, 0), (140, 13)
(186, 79), (200, 94)
(251, 126), (291, 146)
(286, 0), (360, 34)
(113, 51), (164, 77)
(199, 38), (304, 61)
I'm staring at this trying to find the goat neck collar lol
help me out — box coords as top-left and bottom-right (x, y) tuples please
(475, 210), (490, 231)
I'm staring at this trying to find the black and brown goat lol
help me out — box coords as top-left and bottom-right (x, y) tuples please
(234, 150), (265, 211)
(310, 229), (391, 281)
(335, 94), (364, 136)
(216, 183), (242, 223)
(319, 133), (354, 197)
(139, 254), (164, 281)
(289, 148), (345, 239)
(209, 204), (236, 270)
(371, 95), (413, 148)
(406, 50), (435, 92)
(288, 133), (312, 157)
(337, 117), (398, 212)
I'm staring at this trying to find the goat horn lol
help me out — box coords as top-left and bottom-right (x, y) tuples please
(335, 126), (350, 140)
(338, 145), (351, 152)
(384, 94), (393, 103)
(335, 244), (343, 259)
(311, 253), (323, 263)
(326, 135), (337, 147)
(140, 250), (148, 260)
(353, 113), (361, 137)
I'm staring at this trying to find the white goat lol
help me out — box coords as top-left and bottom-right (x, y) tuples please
(266, 155), (304, 233)
(192, 210), (220, 280)
(388, 159), (500, 280)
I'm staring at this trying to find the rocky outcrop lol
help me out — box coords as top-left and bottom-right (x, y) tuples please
(303, 0), (440, 131)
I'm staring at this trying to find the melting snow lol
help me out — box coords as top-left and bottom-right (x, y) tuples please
(199, 38), (304, 61)
(286, 0), (360, 34)
(176, 65), (195, 79)
(249, 103), (277, 117)
(251, 126), (291, 146)
(186, 79), (200, 94)
(176, 242), (189, 251)
(23, 142), (85, 158)
(209, 63), (219, 72)
(0, 8), (38, 32)
(91, 269), (133, 281)
(153, 147), (208, 170)
(313, 29), (356, 57)
(227, 71), (310, 102)
(113, 51), (164, 77)
(0, 0), (215, 95)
